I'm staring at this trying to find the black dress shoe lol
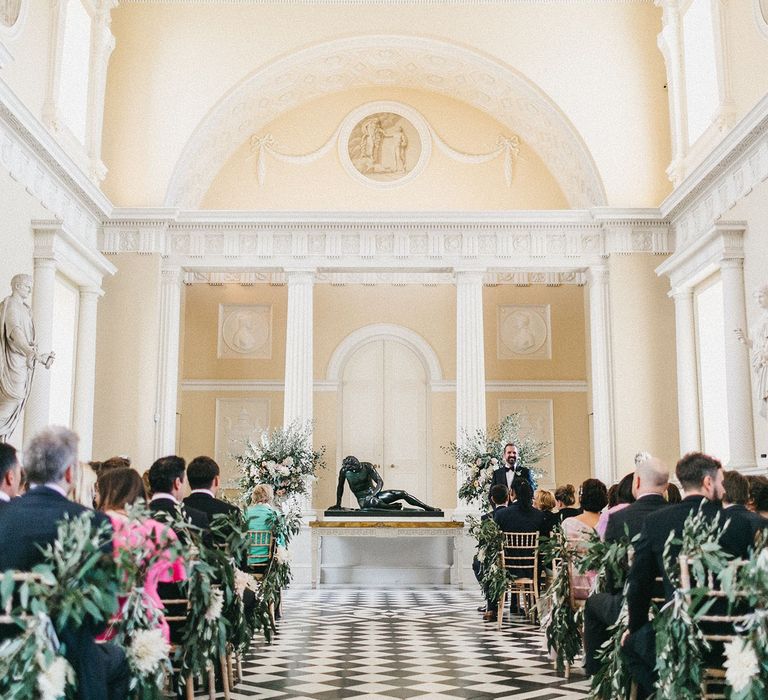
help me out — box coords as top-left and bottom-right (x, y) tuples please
(477, 605), (486, 612)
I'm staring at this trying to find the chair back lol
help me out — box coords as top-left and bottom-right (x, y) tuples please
(0, 572), (47, 625)
(500, 531), (539, 584)
(246, 529), (274, 568)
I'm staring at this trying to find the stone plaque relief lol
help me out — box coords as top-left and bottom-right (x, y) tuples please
(0, 0), (21, 29)
(215, 398), (270, 486)
(217, 304), (272, 359)
(497, 305), (551, 359)
(499, 399), (555, 489)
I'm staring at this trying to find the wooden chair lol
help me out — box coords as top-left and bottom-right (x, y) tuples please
(246, 529), (275, 576)
(679, 555), (752, 700)
(0, 572), (48, 625)
(497, 531), (540, 629)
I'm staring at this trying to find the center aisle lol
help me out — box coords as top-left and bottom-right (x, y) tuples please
(220, 588), (590, 699)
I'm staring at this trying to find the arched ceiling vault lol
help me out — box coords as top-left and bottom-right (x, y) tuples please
(164, 35), (607, 209)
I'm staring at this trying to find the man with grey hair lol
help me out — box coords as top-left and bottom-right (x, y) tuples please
(583, 455), (671, 676)
(0, 273), (54, 442)
(0, 426), (129, 700)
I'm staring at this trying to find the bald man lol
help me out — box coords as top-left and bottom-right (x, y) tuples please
(583, 456), (671, 677)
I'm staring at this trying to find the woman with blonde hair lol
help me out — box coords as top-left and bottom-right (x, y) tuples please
(534, 488), (558, 535)
(245, 484), (285, 571)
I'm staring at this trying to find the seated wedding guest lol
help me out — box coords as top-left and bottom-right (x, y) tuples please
(474, 484), (509, 616)
(554, 483), (581, 521)
(101, 455), (131, 473)
(624, 453), (755, 698)
(245, 484), (283, 571)
(0, 442), (22, 508)
(596, 472), (635, 539)
(0, 426), (130, 700)
(183, 455), (240, 521)
(71, 461), (98, 508)
(534, 488), (559, 536)
(747, 475), (768, 518)
(96, 467), (186, 643)
(665, 482), (682, 503)
(583, 456), (669, 676)
(723, 470), (768, 538)
(148, 455), (209, 533)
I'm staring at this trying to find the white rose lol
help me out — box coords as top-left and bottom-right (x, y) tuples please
(279, 465), (290, 476)
(490, 458), (498, 465)
(128, 628), (170, 675)
(38, 655), (71, 700)
(275, 546), (290, 564)
(756, 548), (768, 573)
(724, 637), (759, 693)
(283, 456), (294, 466)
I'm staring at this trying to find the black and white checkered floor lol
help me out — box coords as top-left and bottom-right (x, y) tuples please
(221, 588), (590, 699)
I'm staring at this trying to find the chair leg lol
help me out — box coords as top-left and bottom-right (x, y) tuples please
(207, 664), (216, 700)
(236, 653), (243, 684)
(226, 648), (235, 689)
(629, 682), (638, 700)
(185, 675), (195, 700)
(220, 655), (231, 700)
(497, 590), (506, 630)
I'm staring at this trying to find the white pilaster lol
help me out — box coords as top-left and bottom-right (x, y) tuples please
(455, 270), (487, 445)
(587, 265), (616, 484)
(154, 268), (183, 458)
(72, 286), (102, 460)
(23, 258), (57, 438)
(720, 258), (756, 470)
(670, 286), (701, 453)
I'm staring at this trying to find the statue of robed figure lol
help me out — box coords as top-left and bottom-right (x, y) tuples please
(329, 455), (440, 513)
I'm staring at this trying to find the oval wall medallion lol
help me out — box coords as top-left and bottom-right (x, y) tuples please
(339, 102), (431, 189)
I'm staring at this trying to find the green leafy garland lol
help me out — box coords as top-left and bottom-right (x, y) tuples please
(575, 527), (634, 594)
(539, 526), (583, 672)
(467, 515), (509, 606)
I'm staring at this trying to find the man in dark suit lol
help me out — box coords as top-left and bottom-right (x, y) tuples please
(474, 484), (509, 616)
(623, 452), (755, 697)
(722, 469), (768, 538)
(583, 456), (670, 675)
(490, 442), (532, 496)
(148, 455), (209, 533)
(183, 455), (240, 520)
(0, 442), (22, 509)
(0, 427), (129, 700)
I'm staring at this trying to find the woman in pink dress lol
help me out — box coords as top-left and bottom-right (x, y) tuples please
(595, 472), (635, 540)
(96, 467), (186, 642)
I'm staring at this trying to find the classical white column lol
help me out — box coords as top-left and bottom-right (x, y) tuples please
(23, 258), (57, 438)
(587, 266), (616, 484)
(455, 270), (487, 447)
(283, 271), (314, 427)
(72, 286), (102, 461)
(153, 268), (183, 458)
(720, 259), (757, 470)
(670, 286), (701, 454)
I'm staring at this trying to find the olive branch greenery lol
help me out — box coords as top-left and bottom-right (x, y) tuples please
(539, 525), (583, 673)
(467, 515), (511, 606)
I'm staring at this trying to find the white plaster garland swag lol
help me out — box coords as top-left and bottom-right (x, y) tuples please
(248, 102), (520, 188)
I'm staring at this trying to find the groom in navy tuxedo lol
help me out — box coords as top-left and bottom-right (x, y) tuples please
(490, 442), (532, 496)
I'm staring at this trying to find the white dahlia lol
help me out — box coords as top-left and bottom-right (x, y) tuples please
(37, 655), (71, 700)
(128, 628), (170, 675)
(724, 637), (759, 694)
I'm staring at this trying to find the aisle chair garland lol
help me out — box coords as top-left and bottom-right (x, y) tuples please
(0, 512), (120, 700)
(467, 515), (511, 607)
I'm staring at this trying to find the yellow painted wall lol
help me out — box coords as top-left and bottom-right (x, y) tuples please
(92, 253), (162, 470)
(102, 2), (670, 208)
(609, 254), (679, 473)
(203, 88), (568, 211)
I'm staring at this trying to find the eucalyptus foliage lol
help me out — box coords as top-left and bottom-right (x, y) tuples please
(467, 515), (510, 607)
(588, 601), (631, 700)
(575, 527), (634, 595)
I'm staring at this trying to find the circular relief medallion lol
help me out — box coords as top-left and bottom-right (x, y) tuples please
(0, 0), (22, 29)
(500, 309), (548, 356)
(339, 102), (431, 189)
(222, 309), (269, 355)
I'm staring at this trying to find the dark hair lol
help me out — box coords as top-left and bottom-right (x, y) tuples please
(554, 484), (576, 506)
(489, 484), (509, 506)
(580, 478), (608, 513)
(503, 442), (517, 451)
(187, 456), (220, 490)
(722, 470), (749, 506)
(615, 473), (636, 506)
(100, 456), (131, 473)
(676, 452), (722, 491)
(512, 478), (534, 511)
(748, 475), (768, 512)
(0, 443), (18, 480)
(97, 468), (147, 511)
(148, 455), (186, 494)
(665, 483), (682, 503)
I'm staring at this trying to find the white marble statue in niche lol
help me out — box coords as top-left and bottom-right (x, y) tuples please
(498, 305), (551, 359)
(0, 274), (55, 442)
(735, 283), (768, 419)
(218, 304), (271, 359)
(348, 112), (421, 182)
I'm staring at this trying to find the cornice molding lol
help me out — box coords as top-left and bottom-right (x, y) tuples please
(120, 0), (654, 5)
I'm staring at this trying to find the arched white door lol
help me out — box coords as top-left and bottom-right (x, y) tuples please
(340, 338), (429, 504)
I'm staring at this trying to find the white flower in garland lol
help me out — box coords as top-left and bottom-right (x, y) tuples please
(234, 569), (260, 597)
(756, 548), (768, 573)
(205, 588), (225, 622)
(128, 628), (170, 675)
(724, 637), (759, 693)
(37, 655), (71, 700)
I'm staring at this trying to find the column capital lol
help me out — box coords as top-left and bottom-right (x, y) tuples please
(284, 269), (316, 285)
(454, 269), (486, 285)
(160, 267), (184, 285)
(79, 285), (104, 299)
(669, 285), (694, 301)
(587, 265), (609, 284)
(719, 257), (745, 271)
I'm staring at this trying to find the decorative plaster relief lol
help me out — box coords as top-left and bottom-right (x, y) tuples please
(497, 305), (551, 359)
(498, 398), (555, 488)
(214, 398), (270, 484)
(217, 304), (272, 359)
(756, 0), (768, 38)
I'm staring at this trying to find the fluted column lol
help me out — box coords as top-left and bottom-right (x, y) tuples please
(23, 258), (57, 438)
(721, 259), (756, 469)
(72, 286), (102, 461)
(670, 287), (701, 453)
(455, 270), (487, 448)
(153, 268), (183, 458)
(587, 266), (616, 484)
